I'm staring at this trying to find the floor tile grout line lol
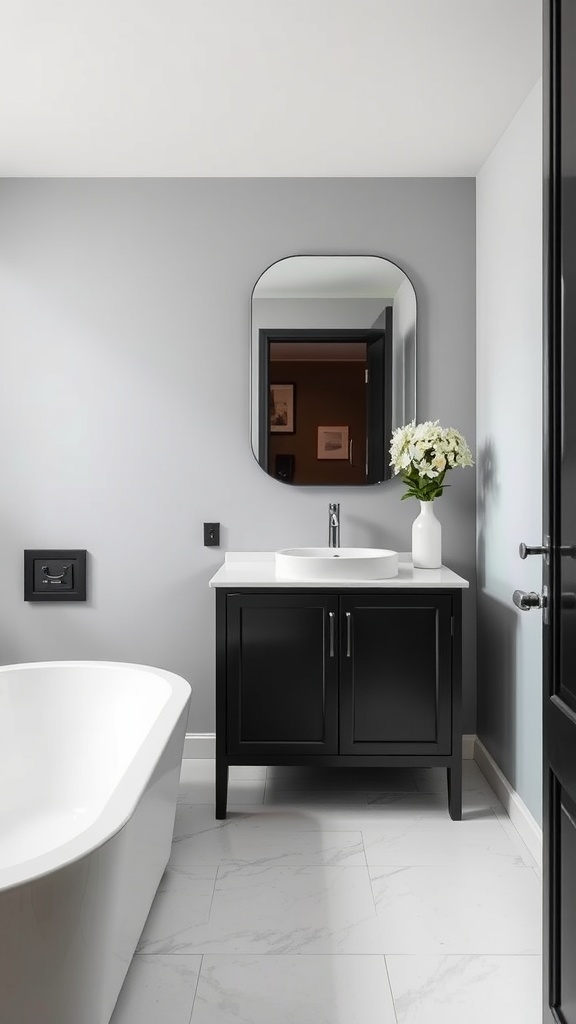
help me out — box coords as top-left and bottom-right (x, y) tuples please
(383, 953), (400, 1024)
(167, 856), (534, 871)
(358, 825), (370, 871)
(383, 951), (543, 958)
(187, 953), (203, 1024)
(365, 850), (381, 918)
(135, 949), (543, 957)
(207, 857), (226, 921)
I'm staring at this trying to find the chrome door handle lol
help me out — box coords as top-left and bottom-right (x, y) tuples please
(519, 542), (548, 559)
(328, 611), (335, 657)
(345, 612), (352, 657)
(513, 589), (547, 611)
(519, 540), (576, 559)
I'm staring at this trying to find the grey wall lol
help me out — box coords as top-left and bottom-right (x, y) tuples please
(0, 178), (476, 734)
(390, 278), (417, 427)
(476, 82), (543, 823)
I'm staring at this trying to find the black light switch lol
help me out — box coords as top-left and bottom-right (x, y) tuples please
(33, 559), (74, 591)
(203, 523), (220, 547)
(24, 549), (87, 601)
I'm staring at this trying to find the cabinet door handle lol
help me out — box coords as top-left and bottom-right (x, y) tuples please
(346, 612), (352, 657)
(328, 611), (335, 657)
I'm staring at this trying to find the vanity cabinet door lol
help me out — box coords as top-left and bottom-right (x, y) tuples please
(339, 594), (453, 755)
(226, 592), (339, 757)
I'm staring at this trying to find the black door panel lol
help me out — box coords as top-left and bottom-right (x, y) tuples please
(226, 593), (339, 757)
(544, 2), (576, 1019)
(339, 594), (452, 755)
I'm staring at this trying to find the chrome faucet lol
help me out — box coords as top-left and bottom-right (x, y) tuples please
(328, 503), (340, 548)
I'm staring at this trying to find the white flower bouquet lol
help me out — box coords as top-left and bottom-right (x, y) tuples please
(389, 420), (473, 501)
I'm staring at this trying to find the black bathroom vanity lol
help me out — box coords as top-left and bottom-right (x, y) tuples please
(209, 552), (468, 820)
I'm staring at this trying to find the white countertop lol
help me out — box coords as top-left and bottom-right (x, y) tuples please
(208, 552), (469, 589)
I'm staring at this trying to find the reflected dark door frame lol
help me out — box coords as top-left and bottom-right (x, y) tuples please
(257, 327), (390, 485)
(366, 307), (393, 484)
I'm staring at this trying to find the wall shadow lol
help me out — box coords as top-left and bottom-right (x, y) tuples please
(476, 592), (518, 790)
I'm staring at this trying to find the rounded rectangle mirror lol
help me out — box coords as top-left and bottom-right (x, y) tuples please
(251, 254), (416, 486)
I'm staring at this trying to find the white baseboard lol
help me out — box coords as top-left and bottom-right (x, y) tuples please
(462, 734), (475, 759)
(184, 733), (216, 758)
(474, 737), (542, 867)
(185, 732), (476, 760)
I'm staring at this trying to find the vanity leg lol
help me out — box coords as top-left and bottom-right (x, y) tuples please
(447, 761), (462, 821)
(216, 760), (229, 819)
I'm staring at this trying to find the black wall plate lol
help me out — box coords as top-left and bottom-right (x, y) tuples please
(204, 522), (220, 546)
(24, 549), (87, 601)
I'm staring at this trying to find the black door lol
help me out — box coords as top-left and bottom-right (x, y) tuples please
(338, 594), (453, 756)
(225, 592), (339, 758)
(544, 3), (576, 1019)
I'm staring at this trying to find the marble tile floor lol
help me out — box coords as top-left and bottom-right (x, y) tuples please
(110, 759), (542, 1024)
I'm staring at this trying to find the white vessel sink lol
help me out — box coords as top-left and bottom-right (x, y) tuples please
(275, 547), (399, 581)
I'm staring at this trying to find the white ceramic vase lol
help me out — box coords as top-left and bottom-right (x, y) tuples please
(412, 500), (442, 568)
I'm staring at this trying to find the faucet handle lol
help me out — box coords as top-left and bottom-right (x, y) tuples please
(328, 502), (340, 548)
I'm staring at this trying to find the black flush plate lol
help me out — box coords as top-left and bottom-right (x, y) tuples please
(24, 549), (87, 601)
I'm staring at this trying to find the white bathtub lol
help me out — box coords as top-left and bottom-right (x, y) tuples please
(0, 661), (191, 1024)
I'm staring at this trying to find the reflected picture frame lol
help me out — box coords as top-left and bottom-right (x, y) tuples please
(270, 383), (295, 433)
(317, 425), (349, 460)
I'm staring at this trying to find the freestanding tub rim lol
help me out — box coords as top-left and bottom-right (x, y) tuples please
(0, 660), (191, 893)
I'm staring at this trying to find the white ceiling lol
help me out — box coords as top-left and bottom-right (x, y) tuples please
(0, 0), (542, 177)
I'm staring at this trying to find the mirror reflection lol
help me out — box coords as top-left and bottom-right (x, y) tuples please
(251, 255), (416, 486)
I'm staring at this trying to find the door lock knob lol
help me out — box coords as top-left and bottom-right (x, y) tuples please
(513, 589), (546, 611)
(519, 540), (576, 559)
(519, 542), (548, 559)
